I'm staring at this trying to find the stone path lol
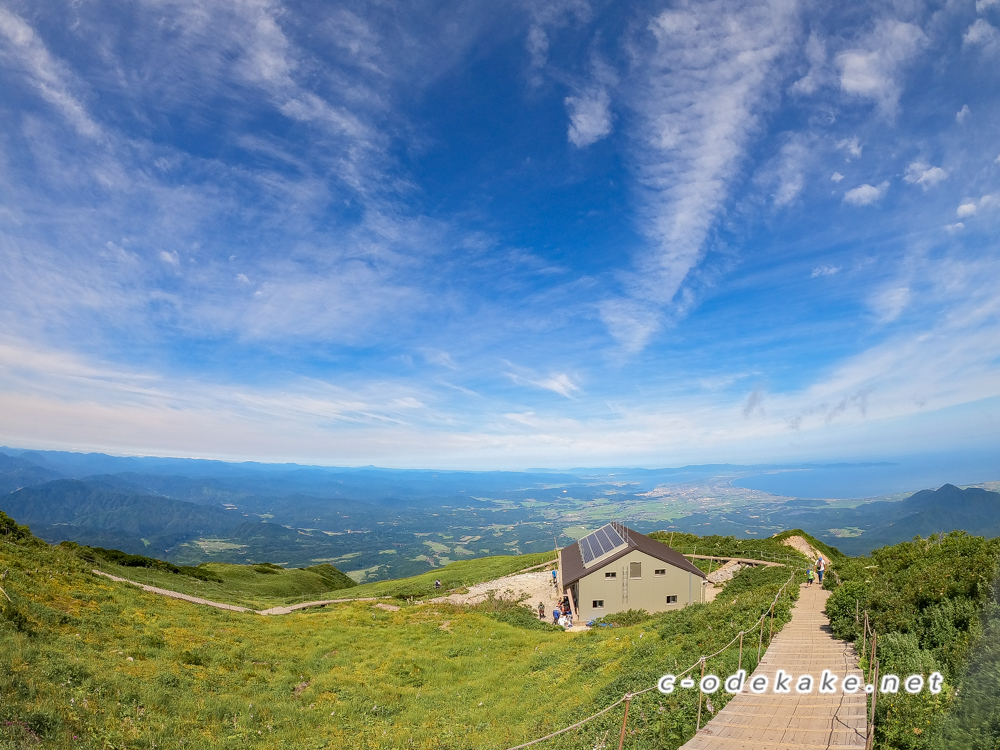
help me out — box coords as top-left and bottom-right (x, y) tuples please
(681, 584), (868, 750)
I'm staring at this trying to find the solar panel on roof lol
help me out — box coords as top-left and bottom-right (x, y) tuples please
(578, 523), (628, 567)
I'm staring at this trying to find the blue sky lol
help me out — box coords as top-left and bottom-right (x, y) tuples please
(0, 0), (998, 468)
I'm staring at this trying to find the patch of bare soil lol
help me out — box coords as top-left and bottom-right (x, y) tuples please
(782, 535), (821, 563)
(707, 559), (746, 584)
(430, 570), (559, 610)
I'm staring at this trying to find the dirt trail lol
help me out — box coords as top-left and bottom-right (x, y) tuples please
(91, 570), (384, 615)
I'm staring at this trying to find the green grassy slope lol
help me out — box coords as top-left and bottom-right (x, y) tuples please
(648, 530), (818, 565)
(0, 513), (806, 750)
(90, 559), (358, 610)
(78, 547), (555, 610)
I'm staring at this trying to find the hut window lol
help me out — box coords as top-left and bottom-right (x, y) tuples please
(629, 562), (641, 578)
(592, 600), (605, 609)
(654, 569), (666, 576)
(605, 571), (616, 579)
(666, 595), (678, 604)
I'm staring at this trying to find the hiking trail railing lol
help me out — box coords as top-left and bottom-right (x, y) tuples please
(671, 545), (804, 566)
(504, 569), (799, 750)
(857, 601), (880, 750)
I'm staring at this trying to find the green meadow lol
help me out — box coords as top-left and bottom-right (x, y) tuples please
(0, 513), (809, 750)
(3, 512), (997, 750)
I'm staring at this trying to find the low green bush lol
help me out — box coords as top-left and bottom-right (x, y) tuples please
(825, 531), (1000, 750)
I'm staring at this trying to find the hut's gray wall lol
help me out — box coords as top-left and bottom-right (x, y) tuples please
(574, 549), (704, 622)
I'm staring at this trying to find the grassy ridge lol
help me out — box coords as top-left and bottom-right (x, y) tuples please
(648, 528), (840, 566)
(94, 560), (359, 607)
(0, 514), (806, 750)
(81, 549), (556, 610)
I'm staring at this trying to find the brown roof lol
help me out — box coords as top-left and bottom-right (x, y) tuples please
(560, 525), (707, 588)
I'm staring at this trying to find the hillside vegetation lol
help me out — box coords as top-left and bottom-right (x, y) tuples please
(648, 528), (842, 565)
(0, 511), (805, 750)
(825, 531), (1000, 750)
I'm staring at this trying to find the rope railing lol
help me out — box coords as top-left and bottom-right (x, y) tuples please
(856, 602), (880, 750)
(670, 546), (805, 566)
(503, 570), (799, 750)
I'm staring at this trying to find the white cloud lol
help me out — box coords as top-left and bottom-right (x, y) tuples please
(956, 105), (971, 123)
(789, 31), (826, 95)
(945, 223), (964, 233)
(422, 349), (457, 369)
(870, 285), (910, 322)
(627, 0), (797, 310)
(811, 265), (839, 277)
(831, 172), (844, 182)
(978, 0), (999, 10)
(903, 162), (947, 188)
(565, 57), (617, 148)
(159, 250), (180, 266)
(0, 9), (101, 138)
(525, 0), (591, 76)
(957, 202), (977, 217)
(844, 181), (889, 205)
(598, 299), (661, 354)
(505, 367), (582, 398)
(836, 20), (926, 117)
(964, 19), (999, 48)
(236, 273), (250, 284)
(835, 137), (862, 158)
(770, 135), (811, 206)
(526, 25), (549, 70)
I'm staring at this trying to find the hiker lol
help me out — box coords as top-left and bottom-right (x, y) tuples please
(558, 613), (570, 629)
(816, 557), (825, 584)
(551, 569), (558, 588)
(807, 569), (815, 587)
(434, 579), (441, 589)
(552, 608), (561, 625)
(537, 602), (545, 620)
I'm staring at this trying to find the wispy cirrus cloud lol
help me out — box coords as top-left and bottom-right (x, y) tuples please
(0, 8), (101, 138)
(565, 55), (617, 147)
(630, 0), (797, 305)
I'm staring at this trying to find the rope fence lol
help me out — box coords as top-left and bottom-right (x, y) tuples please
(856, 602), (880, 750)
(504, 569), (799, 750)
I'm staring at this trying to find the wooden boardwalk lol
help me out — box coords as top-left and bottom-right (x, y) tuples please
(681, 584), (868, 750)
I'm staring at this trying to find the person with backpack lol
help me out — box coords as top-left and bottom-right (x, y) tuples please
(552, 607), (561, 625)
(807, 568), (815, 587)
(816, 557), (825, 584)
(538, 602), (545, 620)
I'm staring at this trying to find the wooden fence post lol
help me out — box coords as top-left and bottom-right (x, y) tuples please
(738, 631), (744, 674)
(696, 658), (705, 731)
(618, 694), (632, 750)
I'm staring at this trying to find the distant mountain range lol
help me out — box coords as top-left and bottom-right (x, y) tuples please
(0, 448), (997, 570)
(767, 484), (1000, 554)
